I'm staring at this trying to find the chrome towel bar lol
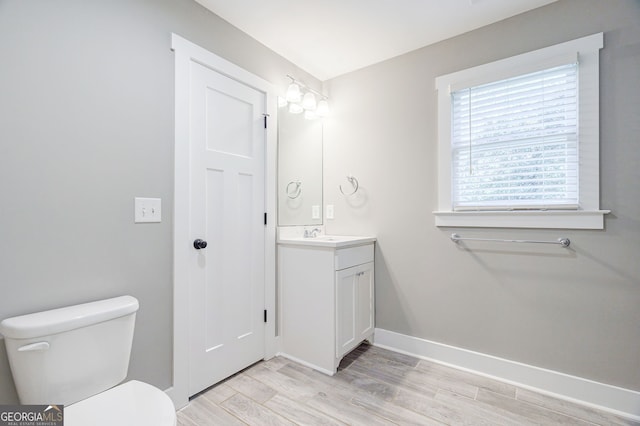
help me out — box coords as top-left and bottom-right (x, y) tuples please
(450, 233), (570, 248)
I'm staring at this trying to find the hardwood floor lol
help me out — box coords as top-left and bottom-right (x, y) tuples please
(177, 343), (638, 425)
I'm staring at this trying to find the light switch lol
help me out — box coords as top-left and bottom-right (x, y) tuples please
(326, 204), (334, 220)
(312, 205), (320, 219)
(135, 197), (162, 223)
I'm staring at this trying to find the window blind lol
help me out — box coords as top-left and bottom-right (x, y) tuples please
(451, 63), (579, 210)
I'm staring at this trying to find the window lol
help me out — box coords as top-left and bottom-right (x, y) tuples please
(434, 33), (608, 229)
(452, 63), (578, 210)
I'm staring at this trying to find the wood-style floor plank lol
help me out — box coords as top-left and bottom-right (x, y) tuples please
(391, 387), (498, 426)
(226, 373), (277, 404)
(176, 343), (635, 426)
(305, 389), (394, 426)
(349, 393), (445, 425)
(416, 359), (518, 398)
(264, 393), (346, 426)
(245, 363), (320, 402)
(199, 382), (236, 404)
(221, 393), (295, 425)
(180, 393), (246, 425)
(476, 388), (595, 425)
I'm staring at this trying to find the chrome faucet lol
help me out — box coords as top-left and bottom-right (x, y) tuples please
(303, 228), (322, 238)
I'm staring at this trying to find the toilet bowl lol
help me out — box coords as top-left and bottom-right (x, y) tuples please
(0, 296), (176, 426)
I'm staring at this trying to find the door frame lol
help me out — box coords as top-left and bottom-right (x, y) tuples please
(170, 33), (277, 409)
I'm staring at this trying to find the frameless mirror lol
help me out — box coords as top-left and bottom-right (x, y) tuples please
(278, 111), (323, 226)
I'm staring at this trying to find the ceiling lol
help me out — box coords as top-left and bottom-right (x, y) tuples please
(195, 0), (558, 81)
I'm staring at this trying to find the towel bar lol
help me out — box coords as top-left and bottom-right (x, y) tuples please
(450, 233), (570, 248)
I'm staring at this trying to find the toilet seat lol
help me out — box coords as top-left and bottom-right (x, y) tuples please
(64, 380), (176, 426)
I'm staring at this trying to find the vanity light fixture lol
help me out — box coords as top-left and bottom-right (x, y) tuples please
(316, 99), (329, 117)
(284, 75), (329, 119)
(286, 82), (302, 103)
(302, 92), (317, 110)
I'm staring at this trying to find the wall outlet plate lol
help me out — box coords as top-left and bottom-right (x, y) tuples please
(326, 204), (334, 220)
(135, 197), (162, 223)
(312, 205), (320, 219)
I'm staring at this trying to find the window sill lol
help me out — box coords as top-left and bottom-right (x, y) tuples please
(433, 210), (610, 230)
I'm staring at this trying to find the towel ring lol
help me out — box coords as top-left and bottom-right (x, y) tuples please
(339, 175), (359, 196)
(286, 180), (302, 199)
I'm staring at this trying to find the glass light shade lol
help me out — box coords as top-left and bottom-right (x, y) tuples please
(278, 96), (288, 108)
(288, 103), (303, 114)
(302, 92), (317, 110)
(285, 83), (301, 103)
(304, 110), (317, 120)
(316, 99), (329, 117)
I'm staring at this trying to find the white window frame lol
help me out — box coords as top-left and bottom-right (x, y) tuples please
(434, 33), (609, 229)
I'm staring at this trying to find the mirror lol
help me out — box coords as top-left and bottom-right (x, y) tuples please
(278, 111), (323, 226)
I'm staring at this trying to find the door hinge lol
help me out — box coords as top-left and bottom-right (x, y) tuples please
(263, 113), (270, 129)
(264, 212), (267, 225)
(264, 309), (268, 323)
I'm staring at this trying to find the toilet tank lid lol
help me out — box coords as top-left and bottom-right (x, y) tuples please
(0, 296), (139, 340)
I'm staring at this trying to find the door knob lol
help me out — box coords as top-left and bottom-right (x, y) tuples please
(193, 239), (207, 250)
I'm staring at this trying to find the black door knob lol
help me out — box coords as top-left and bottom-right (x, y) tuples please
(193, 239), (207, 250)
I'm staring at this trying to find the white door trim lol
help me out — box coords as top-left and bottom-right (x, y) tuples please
(170, 33), (277, 409)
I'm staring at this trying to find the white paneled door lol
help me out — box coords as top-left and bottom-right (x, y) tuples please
(188, 61), (266, 396)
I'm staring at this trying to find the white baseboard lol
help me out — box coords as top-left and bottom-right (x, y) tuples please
(373, 328), (640, 421)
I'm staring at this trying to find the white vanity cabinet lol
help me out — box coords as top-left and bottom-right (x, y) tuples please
(278, 237), (375, 375)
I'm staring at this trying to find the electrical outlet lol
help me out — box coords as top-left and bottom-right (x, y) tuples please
(312, 205), (320, 219)
(326, 204), (334, 220)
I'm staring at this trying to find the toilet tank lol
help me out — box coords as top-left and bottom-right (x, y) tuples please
(0, 296), (139, 405)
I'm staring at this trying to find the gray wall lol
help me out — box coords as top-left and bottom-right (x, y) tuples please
(0, 0), (319, 403)
(324, 0), (640, 391)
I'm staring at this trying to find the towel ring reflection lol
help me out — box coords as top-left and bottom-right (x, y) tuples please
(286, 180), (302, 199)
(339, 175), (359, 196)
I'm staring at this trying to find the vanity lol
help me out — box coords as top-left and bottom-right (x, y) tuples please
(278, 234), (376, 375)
(276, 85), (374, 374)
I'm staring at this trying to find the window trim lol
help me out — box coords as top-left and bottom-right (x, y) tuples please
(433, 33), (609, 229)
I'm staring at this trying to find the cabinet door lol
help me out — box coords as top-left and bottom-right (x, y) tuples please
(336, 262), (375, 359)
(356, 262), (374, 341)
(335, 267), (357, 358)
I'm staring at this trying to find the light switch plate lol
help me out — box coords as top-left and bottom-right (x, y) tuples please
(326, 204), (334, 220)
(135, 197), (162, 223)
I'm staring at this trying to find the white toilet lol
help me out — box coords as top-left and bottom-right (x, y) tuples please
(0, 295), (176, 426)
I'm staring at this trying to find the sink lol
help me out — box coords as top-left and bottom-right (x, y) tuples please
(277, 235), (376, 248)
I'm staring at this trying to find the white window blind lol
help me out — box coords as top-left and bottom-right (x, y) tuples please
(451, 63), (578, 210)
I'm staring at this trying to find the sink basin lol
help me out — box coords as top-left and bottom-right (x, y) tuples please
(277, 235), (376, 248)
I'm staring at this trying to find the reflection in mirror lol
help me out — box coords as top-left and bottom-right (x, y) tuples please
(278, 110), (323, 226)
